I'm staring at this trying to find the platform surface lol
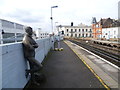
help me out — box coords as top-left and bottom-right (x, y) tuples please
(27, 41), (107, 88)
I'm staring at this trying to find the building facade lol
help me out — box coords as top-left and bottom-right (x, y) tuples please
(92, 17), (120, 39)
(92, 21), (102, 39)
(57, 24), (92, 38)
(35, 28), (49, 39)
(0, 19), (25, 44)
(102, 27), (120, 40)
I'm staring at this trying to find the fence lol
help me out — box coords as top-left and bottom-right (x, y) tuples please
(0, 37), (54, 89)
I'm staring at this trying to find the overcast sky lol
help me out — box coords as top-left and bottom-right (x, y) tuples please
(0, 0), (119, 32)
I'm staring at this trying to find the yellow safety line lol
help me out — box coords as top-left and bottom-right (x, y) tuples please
(64, 41), (110, 90)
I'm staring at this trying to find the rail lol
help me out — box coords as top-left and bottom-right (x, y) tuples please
(69, 39), (120, 67)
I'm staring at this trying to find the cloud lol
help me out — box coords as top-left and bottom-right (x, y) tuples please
(0, 0), (119, 33)
(20, 16), (43, 23)
(0, 8), (45, 24)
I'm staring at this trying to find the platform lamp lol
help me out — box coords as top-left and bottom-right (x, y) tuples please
(50, 6), (58, 33)
(50, 5), (58, 50)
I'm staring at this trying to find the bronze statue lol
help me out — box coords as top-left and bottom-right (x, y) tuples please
(22, 26), (43, 85)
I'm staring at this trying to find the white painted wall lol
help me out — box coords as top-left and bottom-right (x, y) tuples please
(0, 37), (53, 88)
(102, 27), (119, 39)
(59, 26), (92, 38)
(0, 44), (2, 90)
(2, 42), (28, 88)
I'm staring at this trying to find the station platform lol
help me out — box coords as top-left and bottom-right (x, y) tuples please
(26, 40), (114, 89)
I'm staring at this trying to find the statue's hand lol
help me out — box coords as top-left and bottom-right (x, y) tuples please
(30, 46), (35, 50)
(32, 44), (38, 48)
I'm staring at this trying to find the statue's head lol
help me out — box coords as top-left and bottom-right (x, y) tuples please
(25, 26), (33, 35)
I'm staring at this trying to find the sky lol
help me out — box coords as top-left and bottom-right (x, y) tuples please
(0, 0), (119, 33)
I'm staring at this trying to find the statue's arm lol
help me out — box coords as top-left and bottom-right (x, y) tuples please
(32, 39), (39, 48)
(28, 42), (35, 50)
(32, 43), (38, 48)
(23, 36), (35, 50)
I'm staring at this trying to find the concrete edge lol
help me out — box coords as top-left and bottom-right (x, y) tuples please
(64, 40), (118, 89)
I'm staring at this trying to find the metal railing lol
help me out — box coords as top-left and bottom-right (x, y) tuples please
(0, 33), (24, 44)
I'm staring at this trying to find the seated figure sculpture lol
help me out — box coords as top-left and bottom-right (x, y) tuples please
(22, 26), (43, 85)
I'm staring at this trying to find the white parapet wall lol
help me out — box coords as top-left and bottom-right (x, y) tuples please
(0, 42), (2, 90)
(0, 37), (53, 89)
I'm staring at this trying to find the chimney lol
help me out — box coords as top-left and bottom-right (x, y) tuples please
(71, 22), (73, 26)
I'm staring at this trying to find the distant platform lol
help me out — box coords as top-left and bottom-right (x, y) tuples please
(92, 39), (120, 48)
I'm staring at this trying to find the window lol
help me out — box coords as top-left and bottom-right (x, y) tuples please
(96, 24), (99, 28)
(79, 34), (81, 37)
(82, 29), (84, 32)
(71, 29), (73, 32)
(67, 29), (69, 32)
(114, 31), (116, 34)
(79, 29), (81, 32)
(89, 34), (92, 37)
(75, 29), (77, 32)
(90, 29), (92, 32)
(71, 34), (73, 37)
(86, 29), (88, 32)
(67, 34), (69, 36)
(75, 34), (77, 37)
(86, 34), (88, 37)
(82, 34), (84, 37)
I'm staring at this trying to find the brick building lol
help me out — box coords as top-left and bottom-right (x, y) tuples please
(92, 17), (120, 39)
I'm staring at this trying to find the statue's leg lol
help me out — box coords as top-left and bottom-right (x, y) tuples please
(26, 57), (42, 85)
(27, 57), (43, 73)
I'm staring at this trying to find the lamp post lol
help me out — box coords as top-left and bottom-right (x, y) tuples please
(50, 6), (58, 50)
(50, 6), (58, 33)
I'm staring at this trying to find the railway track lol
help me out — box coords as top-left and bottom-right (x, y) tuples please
(68, 39), (120, 67)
